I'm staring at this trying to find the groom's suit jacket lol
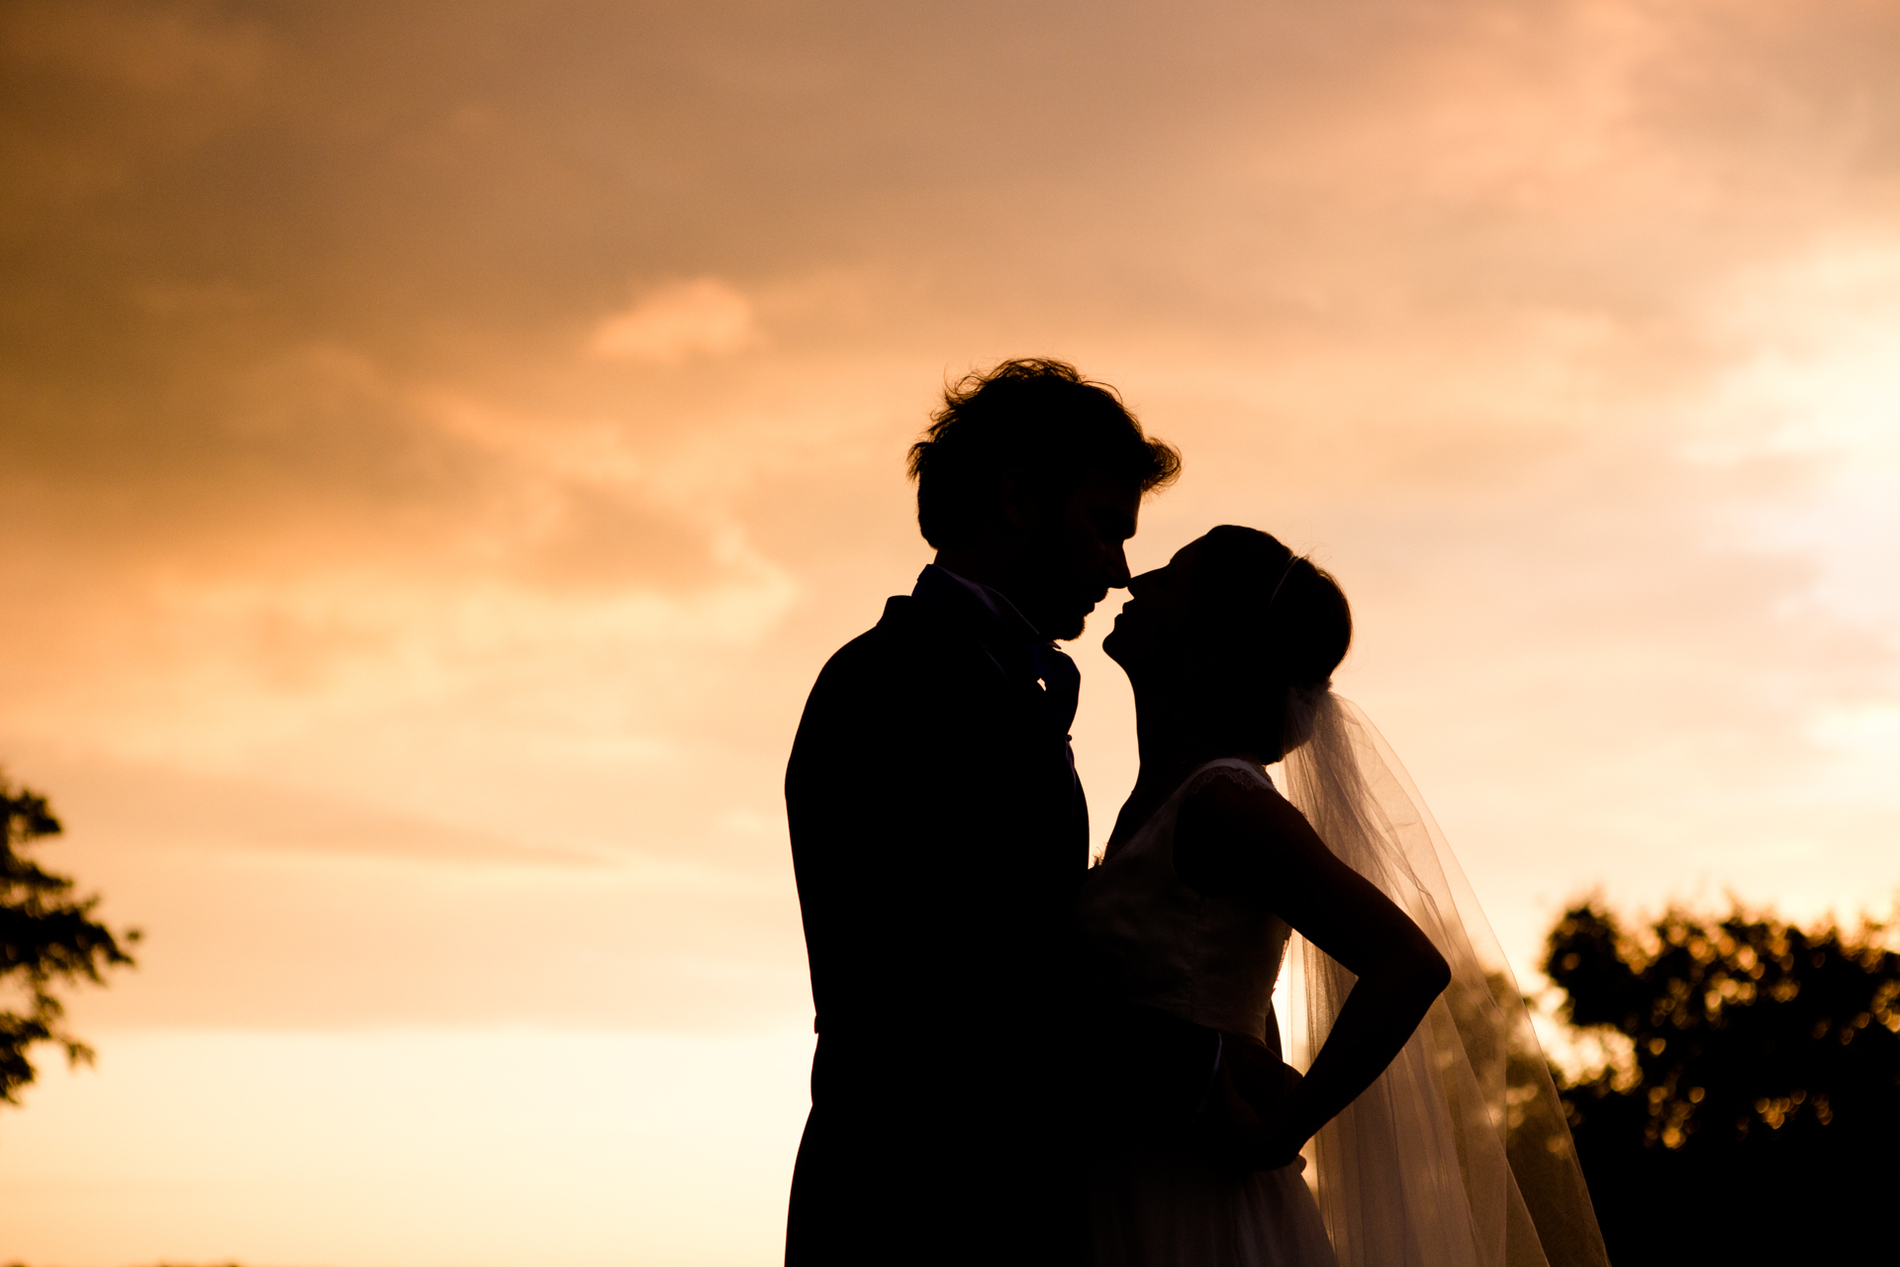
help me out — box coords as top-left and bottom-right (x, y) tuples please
(784, 571), (1089, 1265)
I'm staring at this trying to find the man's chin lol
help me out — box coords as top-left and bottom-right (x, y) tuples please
(1049, 609), (1091, 642)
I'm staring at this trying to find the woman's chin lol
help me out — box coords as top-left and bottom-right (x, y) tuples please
(1103, 630), (1148, 671)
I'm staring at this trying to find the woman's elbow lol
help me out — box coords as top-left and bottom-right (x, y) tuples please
(1398, 930), (1451, 1002)
(1406, 938), (1451, 1000)
(1364, 935), (1449, 1005)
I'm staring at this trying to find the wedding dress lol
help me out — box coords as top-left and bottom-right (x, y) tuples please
(1078, 755), (1340, 1267)
(1075, 693), (1610, 1267)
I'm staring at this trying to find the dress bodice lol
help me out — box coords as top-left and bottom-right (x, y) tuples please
(1075, 759), (1291, 1045)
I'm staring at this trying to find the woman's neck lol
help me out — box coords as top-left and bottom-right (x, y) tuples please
(1129, 683), (1263, 788)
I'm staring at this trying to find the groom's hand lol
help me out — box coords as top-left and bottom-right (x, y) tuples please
(1198, 1035), (1306, 1171)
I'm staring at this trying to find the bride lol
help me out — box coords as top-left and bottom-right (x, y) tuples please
(1075, 526), (1609, 1267)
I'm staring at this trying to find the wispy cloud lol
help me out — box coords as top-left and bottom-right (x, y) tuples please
(589, 278), (759, 363)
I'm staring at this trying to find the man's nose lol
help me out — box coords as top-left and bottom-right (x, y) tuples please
(1106, 543), (1132, 589)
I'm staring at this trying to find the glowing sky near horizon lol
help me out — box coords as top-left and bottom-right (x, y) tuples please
(2, 2), (1898, 1264)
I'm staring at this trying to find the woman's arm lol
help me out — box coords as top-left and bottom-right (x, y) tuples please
(1175, 775), (1451, 1164)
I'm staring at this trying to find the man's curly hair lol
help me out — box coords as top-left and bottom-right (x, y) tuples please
(907, 358), (1181, 548)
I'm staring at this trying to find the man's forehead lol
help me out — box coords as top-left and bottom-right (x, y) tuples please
(1072, 468), (1143, 517)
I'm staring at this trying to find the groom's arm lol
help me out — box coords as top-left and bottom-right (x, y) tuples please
(787, 622), (1002, 1032)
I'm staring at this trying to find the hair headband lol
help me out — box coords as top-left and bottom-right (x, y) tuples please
(1264, 554), (1303, 614)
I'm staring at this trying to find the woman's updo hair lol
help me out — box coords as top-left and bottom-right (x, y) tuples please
(1191, 525), (1352, 756)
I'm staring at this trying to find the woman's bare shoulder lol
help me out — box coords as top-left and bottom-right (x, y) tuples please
(1180, 764), (1311, 840)
(1175, 763), (1322, 899)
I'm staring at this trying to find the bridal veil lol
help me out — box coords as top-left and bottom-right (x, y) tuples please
(1276, 691), (1611, 1267)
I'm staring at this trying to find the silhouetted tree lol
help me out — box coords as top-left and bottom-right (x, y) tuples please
(1543, 901), (1900, 1263)
(1, 772), (138, 1104)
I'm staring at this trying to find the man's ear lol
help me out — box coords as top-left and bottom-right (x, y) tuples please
(995, 469), (1044, 535)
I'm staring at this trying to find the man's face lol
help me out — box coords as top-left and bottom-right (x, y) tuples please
(1014, 468), (1141, 641)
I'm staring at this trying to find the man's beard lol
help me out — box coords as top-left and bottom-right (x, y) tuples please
(1012, 555), (1096, 640)
(1043, 597), (1093, 642)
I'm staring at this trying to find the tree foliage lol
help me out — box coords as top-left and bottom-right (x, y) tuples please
(1544, 900), (1900, 1263)
(1, 772), (138, 1105)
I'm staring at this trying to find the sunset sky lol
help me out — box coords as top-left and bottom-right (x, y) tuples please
(3, 2), (1898, 1264)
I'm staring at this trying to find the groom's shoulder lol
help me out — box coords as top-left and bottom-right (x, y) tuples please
(808, 592), (996, 703)
(813, 595), (934, 682)
(802, 596), (900, 687)
(795, 598), (925, 741)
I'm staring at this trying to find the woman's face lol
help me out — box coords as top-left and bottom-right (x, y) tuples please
(1102, 536), (1208, 672)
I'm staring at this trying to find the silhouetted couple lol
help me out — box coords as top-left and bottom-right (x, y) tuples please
(784, 360), (1610, 1266)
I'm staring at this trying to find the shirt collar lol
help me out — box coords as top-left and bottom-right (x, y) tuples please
(912, 564), (1049, 647)
(911, 564), (1082, 741)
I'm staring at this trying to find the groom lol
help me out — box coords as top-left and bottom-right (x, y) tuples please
(784, 359), (1181, 1264)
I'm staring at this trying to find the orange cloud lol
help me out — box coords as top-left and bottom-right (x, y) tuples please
(589, 278), (759, 362)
